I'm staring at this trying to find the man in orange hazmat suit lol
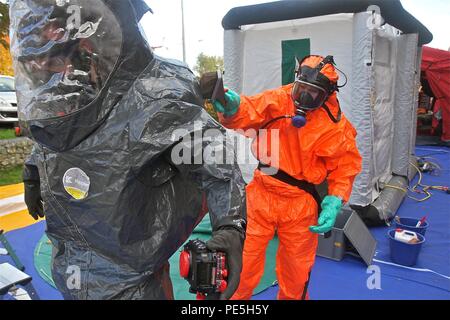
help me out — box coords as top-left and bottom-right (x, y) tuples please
(212, 55), (362, 300)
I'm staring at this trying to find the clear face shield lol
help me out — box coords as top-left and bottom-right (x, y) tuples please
(11, 0), (123, 121)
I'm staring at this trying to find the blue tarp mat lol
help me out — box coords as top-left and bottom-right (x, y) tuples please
(1, 146), (449, 300)
(0, 222), (62, 300)
(254, 146), (450, 300)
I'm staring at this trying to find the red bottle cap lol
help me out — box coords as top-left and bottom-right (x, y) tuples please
(218, 280), (227, 293)
(221, 269), (228, 278)
(196, 293), (206, 300)
(179, 251), (190, 278)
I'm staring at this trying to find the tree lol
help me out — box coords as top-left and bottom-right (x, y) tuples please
(193, 53), (224, 76)
(0, 2), (9, 49)
(0, 38), (13, 75)
(0, 2), (13, 76)
(203, 100), (218, 121)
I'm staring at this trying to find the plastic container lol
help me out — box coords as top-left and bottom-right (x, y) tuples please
(394, 217), (429, 236)
(394, 229), (419, 244)
(388, 229), (425, 266)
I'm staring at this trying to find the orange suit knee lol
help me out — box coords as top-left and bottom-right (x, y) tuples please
(232, 171), (319, 300)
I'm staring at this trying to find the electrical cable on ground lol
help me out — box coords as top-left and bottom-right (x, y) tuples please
(382, 158), (448, 203)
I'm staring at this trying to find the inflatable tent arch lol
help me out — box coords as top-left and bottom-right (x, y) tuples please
(222, 0), (433, 225)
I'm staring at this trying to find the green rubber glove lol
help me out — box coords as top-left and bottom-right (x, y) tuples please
(212, 88), (240, 117)
(309, 195), (343, 234)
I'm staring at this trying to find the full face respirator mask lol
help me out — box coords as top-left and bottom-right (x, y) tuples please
(290, 55), (347, 128)
(259, 55), (347, 130)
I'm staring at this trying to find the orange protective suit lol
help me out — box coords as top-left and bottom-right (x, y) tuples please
(218, 57), (362, 300)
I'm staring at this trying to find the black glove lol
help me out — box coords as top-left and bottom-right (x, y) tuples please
(206, 227), (245, 300)
(24, 180), (44, 220)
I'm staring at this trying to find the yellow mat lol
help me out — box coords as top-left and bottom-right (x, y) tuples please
(0, 183), (24, 199)
(0, 209), (43, 232)
(0, 183), (42, 232)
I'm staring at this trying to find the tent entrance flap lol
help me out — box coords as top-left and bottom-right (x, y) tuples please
(282, 39), (310, 86)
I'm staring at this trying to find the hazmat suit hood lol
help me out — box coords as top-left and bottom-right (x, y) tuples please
(11, 0), (246, 300)
(11, 0), (153, 151)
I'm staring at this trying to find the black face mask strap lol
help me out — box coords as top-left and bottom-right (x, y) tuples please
(320, 56), (348, 91)
(322, 102), (342, 123)
(296, 55), (338, 92)
(297, 55), (335, 72)
(322, 55), (335, 66)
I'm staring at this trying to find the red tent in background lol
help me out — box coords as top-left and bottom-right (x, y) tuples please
(421, 46), (450, 142)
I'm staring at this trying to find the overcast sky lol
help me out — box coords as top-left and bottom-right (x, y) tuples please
(141, 0), (449, 69)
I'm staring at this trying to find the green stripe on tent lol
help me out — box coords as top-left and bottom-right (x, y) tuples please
(282, 39), (310, 85)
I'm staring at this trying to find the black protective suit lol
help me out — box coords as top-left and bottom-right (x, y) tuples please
(10, 0), (246, 299)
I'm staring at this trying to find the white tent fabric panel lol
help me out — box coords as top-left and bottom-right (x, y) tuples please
(392, 33), (419, 177)
(350, 13), (405, 206)
(240, 14), (354, 113)
(224, 30), (245, 94)
(240, 14), (354, 32)
(224, 14), (354, 113)
(371, 29), (399, 187)
(348, 12), (374, 206)
(240, 26), (284, 94)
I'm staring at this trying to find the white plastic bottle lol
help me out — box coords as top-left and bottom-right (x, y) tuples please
(394, 229), (419, 244)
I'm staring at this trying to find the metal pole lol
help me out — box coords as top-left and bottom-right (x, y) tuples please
(181, 0), (186, 63)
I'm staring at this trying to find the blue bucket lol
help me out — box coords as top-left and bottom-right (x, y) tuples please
(388, 230), (425, 266)
(394, 217), (429, 236)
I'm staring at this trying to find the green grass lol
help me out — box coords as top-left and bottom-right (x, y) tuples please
(0, 128), (16, 140)
(0, 165), (23, 186)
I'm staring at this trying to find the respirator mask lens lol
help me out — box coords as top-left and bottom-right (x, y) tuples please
(291, 80), (328, 110)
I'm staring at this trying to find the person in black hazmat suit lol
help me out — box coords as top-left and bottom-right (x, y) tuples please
(9, 0), (246, 300)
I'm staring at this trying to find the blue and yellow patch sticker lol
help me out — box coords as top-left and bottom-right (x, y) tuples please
(63, 168), (90, 200)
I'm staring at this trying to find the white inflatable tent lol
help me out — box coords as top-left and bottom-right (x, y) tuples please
(222, 0), (433, 225)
